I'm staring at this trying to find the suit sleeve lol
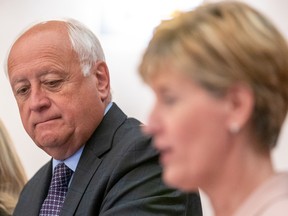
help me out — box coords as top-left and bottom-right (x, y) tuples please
(98, 123), (202, 216)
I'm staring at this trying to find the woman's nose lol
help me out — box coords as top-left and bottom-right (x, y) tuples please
(143, 105), (162, 136)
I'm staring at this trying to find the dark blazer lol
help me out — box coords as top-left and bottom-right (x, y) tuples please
(14, 103), (202, 216)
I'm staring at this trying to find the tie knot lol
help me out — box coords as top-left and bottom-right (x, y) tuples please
(51, 163), (73, 188)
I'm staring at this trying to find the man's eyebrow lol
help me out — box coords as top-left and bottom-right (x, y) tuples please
(10, 70), (60, 86)
(11, 77), (28, 87)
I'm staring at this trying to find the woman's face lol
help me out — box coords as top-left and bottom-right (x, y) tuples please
(146, 67), (234, 191)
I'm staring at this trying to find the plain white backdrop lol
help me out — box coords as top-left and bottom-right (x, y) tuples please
(0, 1), (287, 215)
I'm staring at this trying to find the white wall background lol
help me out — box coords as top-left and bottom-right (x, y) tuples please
(0, 1), (287, 215)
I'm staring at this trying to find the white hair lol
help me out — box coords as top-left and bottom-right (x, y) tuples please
(64, 18), (105, 76)
(4, 18), (106, 77)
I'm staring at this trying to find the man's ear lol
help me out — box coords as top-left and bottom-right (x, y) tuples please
(225, 83), (254, 133)
(92, 61), (110, 102)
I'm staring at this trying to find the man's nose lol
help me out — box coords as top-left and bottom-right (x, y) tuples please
(29, 88), (51, 112)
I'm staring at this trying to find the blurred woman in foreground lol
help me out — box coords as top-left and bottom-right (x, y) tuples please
(139, 1), (288, 215)
(0, 120), (27, 215)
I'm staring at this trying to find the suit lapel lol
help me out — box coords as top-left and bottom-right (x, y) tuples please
(61, 103), (127, 216)
(60, 148), (102, 215)
(22, 161), (52, 216)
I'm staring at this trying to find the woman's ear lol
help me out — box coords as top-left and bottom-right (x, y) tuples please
(225, 83), (254, 134)
(92, 60), (110, 102)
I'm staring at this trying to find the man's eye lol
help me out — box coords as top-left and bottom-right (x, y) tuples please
(16, 86), (29, 95)
(44, 80), (63, 88)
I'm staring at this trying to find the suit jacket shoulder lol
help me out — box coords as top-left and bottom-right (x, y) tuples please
(63, 103), (202, 215)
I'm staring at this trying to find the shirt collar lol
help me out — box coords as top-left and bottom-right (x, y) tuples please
(52, 145), (84, 172)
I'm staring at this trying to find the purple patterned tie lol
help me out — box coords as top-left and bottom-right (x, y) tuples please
(39, 162), (73, 216)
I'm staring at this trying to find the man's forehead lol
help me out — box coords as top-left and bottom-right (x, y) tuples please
(14, 21), (67, 45)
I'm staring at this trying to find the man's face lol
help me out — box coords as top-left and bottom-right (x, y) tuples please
(7, 22), (110, 160)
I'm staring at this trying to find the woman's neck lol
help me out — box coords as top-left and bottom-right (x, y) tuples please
(204, 145), (274, 216)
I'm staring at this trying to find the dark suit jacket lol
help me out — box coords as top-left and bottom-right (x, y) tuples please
(13, 103), (202, 216)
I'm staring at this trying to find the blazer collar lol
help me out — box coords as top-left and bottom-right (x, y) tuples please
(84, 102), (127, 157)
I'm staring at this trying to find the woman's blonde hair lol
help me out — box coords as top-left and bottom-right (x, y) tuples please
(0, 120), (27, 215)
(139, 1), (288, 151)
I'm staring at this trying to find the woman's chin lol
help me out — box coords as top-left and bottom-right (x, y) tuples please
(163, 168), (199, 192)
